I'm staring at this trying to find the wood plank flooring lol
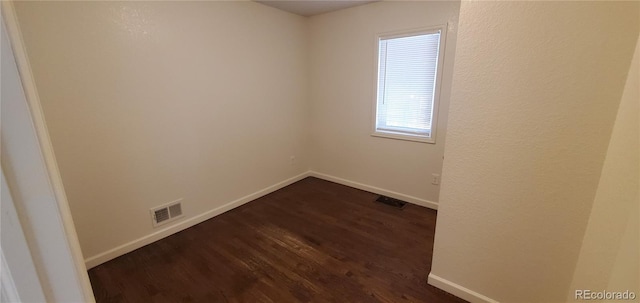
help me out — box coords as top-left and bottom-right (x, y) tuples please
(88, 177), (467, 303)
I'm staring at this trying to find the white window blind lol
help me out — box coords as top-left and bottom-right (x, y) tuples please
(375, 30), (442, 140)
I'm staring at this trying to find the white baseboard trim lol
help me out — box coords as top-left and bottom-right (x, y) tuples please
(428, 273), (499, 303)
(85, 171), (437, 268)
(84, 172), (311, 268)
(308, 171), (438, 210)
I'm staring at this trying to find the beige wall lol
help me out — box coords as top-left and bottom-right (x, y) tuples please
(606, 205), (639, 298)
(15, 3), (638, 300)
(308, 1), (460, 204)
(14, 1), (309, 262)
(430, 2), (639, 302)
(15, 0), (460, 266)
(569, 35), (639, 300)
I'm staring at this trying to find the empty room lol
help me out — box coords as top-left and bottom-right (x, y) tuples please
(1, 1), (638, 302)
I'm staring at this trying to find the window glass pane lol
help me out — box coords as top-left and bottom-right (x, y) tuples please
(376, 31), (440, 137)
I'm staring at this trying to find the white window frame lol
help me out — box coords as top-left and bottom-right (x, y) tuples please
(371, 25), (447, 144)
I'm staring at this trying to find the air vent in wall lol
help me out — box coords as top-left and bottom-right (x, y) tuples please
(150, 199), (184, 227)
(154, 208), (170, 224)
(168, 203), (182, 217)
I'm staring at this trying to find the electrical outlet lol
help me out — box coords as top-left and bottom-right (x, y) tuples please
(431, 173), (440, 185)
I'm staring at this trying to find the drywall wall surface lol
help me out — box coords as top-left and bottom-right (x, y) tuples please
(308, 1), (460, 204)
(13, 1), (309, 260)
(430, 2), (639, 302)
(569, 35), (639, 300)
(605, 203), (639, 300)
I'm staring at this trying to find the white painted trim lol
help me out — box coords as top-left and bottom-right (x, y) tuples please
(85, 170), (436, 268)
(309, 171), (438, 210)
(1, 251), (21, 303)
(85, 172), (311, 268)
(428, 273), (499, 303)
(1, 171), (46, 302)
(2, 2), (95, 301)
(371, 24), (448, 145)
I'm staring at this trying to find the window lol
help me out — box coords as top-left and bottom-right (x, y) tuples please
(373, 26), (446, 143)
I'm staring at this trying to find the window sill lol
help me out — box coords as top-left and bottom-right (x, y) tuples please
(371, 131), (435, 144)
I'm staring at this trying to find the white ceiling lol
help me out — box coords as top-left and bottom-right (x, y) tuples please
(255, 0), (379, 17)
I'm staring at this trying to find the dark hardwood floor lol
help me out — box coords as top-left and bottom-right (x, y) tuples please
(88, 177), (466, 303)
